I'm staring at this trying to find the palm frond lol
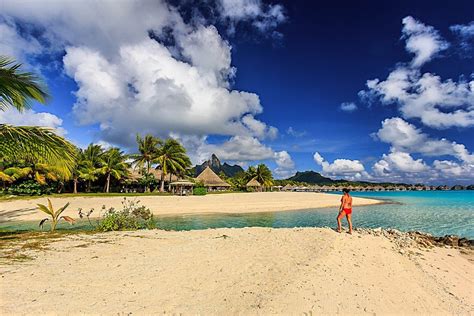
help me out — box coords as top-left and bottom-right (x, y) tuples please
(0, 56), (49, 111)
(0, 124), (77, 179)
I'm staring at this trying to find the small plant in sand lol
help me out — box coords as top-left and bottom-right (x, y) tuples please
(37, 199), (75, 231)
(97, 198), (156, 231)
(78, 207), (95, 227)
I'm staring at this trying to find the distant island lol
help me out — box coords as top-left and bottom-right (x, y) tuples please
(193, 156), (474, 191)
(276, 170), (473, 191)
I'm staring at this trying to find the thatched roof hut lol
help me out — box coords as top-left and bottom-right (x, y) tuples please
(246, 178), (262, 188)
(195, 166), (230, 189)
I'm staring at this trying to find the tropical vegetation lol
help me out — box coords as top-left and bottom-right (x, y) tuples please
(0, 56), (77, 178)
(155, 138), (192, 192)
(37, 198), (75, 232)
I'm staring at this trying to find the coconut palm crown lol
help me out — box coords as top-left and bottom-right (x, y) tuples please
(0, 56), (76, 178)
(155, 138), (191, 192)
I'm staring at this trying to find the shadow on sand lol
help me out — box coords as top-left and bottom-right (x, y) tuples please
(0, 208), (36, 223)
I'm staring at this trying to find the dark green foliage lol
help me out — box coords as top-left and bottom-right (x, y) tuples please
(228, 171), (248, 191)
(6, 180), (52, 195)
(246, 164), (273, 188)
(193, 187), (207, 195)
(138, 171), (158, 188)
(97, 198), (156, 231)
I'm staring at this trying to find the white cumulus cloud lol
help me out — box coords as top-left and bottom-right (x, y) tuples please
(361, 65), (474, 129)
(0, 108), (66, 136)
(217, 0), (286, 35)
(273, 150), (295, 178)
(401, 16), (449, 67)
(450, 21), (474, 51)
(313, 152), (368, 180)
(340, 102), (357, 112)
(375, 117), (474, 163)
(0, 0), (286, 165)
(359, 17), (474, 129)
(373, 151), (429, 175)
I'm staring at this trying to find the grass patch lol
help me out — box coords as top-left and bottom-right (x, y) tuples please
(0, 190), (254, 201)
(0, 191), (173, 201)
(0, 230), (96, 265)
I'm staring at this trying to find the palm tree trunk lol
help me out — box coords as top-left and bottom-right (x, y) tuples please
(57, 182), (64, 194)
(73, 177), (78, 194)
(145, 161), (150, 193)
(87, 180), (91, 193)
(160, 172), (165, 192)
(106, 173), (111, 193)
(168, 173), (172, 192)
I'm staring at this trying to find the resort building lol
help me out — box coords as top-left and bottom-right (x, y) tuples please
(170, 180), (194, 196)
(126, 168), (180, 192)
(195, 166), (231, 191)
(246, 178), (262, 192)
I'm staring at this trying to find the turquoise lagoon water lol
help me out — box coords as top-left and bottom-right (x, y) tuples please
(1, 191), (473, 238)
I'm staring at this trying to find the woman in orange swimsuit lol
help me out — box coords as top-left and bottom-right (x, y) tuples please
(337, 188), (353, 234)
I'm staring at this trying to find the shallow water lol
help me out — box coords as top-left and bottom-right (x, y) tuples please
(1, 191), (473, 238)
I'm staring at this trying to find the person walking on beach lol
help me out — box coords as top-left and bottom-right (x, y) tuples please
(337, 188), (353, 234)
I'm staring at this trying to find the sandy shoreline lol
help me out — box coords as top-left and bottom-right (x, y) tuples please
(0, 192), (382, 222)
(1, 227), (472, 315)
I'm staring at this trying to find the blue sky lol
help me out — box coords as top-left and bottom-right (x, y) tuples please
(0, 0), (473, 184)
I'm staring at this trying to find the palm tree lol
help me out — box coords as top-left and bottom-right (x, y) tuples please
(131, 134), (161, 192)
(83, 143), (104, 167)
(78, 161), (100, 193)
(0, 56), (76, 177)
(99, 148), (130, 193)
(78, 144), (104, 192)
(72, 148), (87, 194)
(228, 171), (247, 191)
(247, 164), (273, 190)
(155, 138), (191, 192)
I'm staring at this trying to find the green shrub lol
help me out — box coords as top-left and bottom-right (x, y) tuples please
(97, 198), (156, 231)
(6, 180), (52, 196)
(193, 187), (207, 195)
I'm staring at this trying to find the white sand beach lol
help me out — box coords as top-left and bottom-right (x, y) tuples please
(1, 227), (472, 315)
(0, 192), (381, 222)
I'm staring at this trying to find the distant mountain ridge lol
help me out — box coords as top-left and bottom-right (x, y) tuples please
(287, 171), (334, 184)
(194, 154), (244, 177)
(285, 170), (413, 186)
